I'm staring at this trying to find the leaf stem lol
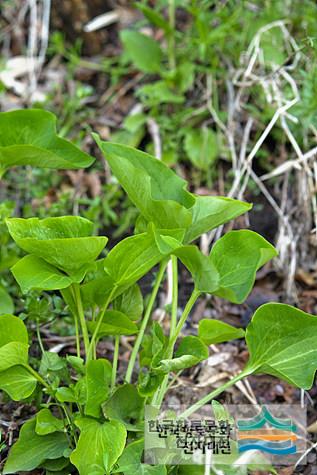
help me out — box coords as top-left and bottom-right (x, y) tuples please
(72, 283), (90, 359)
(152, 288), (200, 406)
(169, 289), (200, 351)
(111, 336), (120, 391)
(125, 261), (168, 383)
(87, 285), (117, 361)
(180, 370), (252, 419)
(168, 0), (176, 70)
(170, 255), (178, 335)
(24, 364), (50, 390)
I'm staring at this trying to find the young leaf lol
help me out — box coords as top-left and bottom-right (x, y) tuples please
(113, 283), (144, 321)
(245, 303), (317, 389)
(0, 109), (94, 174)
(173, 245), (219, 293)
(3, 418), (69, 474)
(0, 286), (14, 314)
(103, 384), (144, 431)
(84, 359), (112, 418)
(184, 127), (218, 171)
(0, 366), (37, 400)
(156, 336), (209, 373)
(120, 30), (163, 73)
(70, 417), (127, 475)
(11, 255), (73, 293)
(184, 196), (252, 243)
(6, 216), (107, 275)
(87, 310), (138, 337)
(210, 230), (277, 303)
(199, 319), (245, 345)
(35, 409), (64, 435)
(94, 139), (194, 230)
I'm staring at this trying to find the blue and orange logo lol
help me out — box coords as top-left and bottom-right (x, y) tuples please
(237, 406), (297, 455)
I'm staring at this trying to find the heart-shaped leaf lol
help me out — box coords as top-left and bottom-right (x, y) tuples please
(11, 255), (73, 293)
(3, 418), (69, 474)
(210, 230), (277, 303)
(95, 140), (250, 241)
(0, 365), (37, 400)
(70, 417), (127, 475)
(6, 216), (107, 276)
(94, 138), (194, 230)
(88, 310), (138, 337)
(156, 336), (209, 373)
(0, 109), (94, 176)
(199, 319), (245, 345)
(245, 303), (317, 389)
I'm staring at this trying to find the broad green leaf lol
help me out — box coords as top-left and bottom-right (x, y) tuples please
(210, 230), (277, 303)
(184, 127), (218, 170)
(36, 409), (64, 435)
(3, 418), (69, 474)
(94, 139), (194, 230)
(120, 30), (162, 73)
(103, 384), (144, 431)
(113, 283), (143, 321)
(93, 140), (251, 242)
(184, 196), (252, 243)
(199, 319), (245, 345)
(157, 336), (209, 373)
(0, 286), (14, 314)
(84, 359), (112, 418)
(0, 314), (29, 371)
(103, 226), (178, 287)
(88, 310), (138, 337)
(70, 417), (127, 475)
(6, 216), (107, 274)
(0, 109), (94, 174)
(114, 438), (167, 475)
(0, 341), (29, 371)
(56, 387), (77, 403)
(0, 313), (28, 346)
(245, 303), (317, 389)
(11, 255), (73, 293)
(173, 245), (219, 293)
(0, 365), (37, 400)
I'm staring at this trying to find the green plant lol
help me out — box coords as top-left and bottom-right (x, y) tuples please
(1, 109), (317, 475)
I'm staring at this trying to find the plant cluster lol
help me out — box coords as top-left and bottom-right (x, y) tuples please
(1, 109), (317, 475)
